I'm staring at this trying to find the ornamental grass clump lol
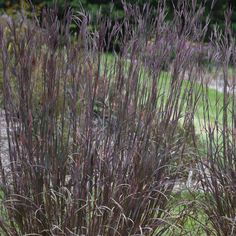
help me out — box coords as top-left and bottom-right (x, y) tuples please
(195, 9), (236, 236)
(0, 1), (233, 235)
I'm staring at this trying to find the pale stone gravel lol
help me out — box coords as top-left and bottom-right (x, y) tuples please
(0, 109), (11, 183)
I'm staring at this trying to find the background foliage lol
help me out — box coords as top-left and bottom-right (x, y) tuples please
(1, 0), (236, 35)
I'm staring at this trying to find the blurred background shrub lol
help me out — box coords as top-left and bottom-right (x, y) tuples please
(1, 0), (236, 38)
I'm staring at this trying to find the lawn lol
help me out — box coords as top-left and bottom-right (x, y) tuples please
(101, 53), (231, 133)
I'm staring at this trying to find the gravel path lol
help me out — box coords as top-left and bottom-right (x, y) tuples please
(0, 110), (9, 165)
(0, 109), (11, 183)
(182, 66), (236, 94)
